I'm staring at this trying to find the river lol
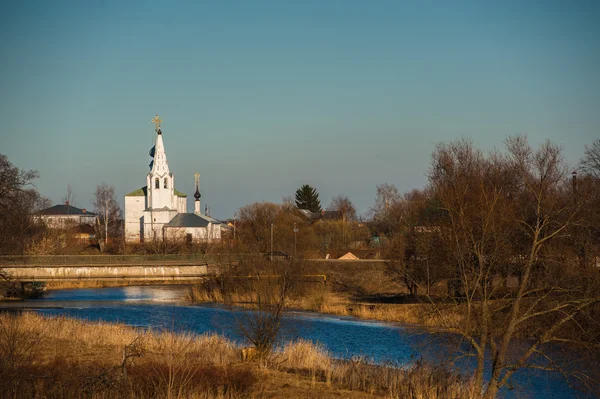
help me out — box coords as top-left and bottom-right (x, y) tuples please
(4, 285), (595, 398)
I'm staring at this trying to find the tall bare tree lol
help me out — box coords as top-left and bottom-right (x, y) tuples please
(427, 137), (600, 398)
(370, 183), (404, 237)
(384, 189), (451, 297)
(224, 257), (298, 359)
(237, 201), (318, 255)
(93, 183), (122, 246)
(0, 154), (49, 255)
(60, 184), (76, 207)
(579, 139), (600, 180)
(237, 202), (280, 253)
(329, 195), (357, 222)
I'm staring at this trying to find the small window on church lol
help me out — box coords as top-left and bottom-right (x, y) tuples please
(155, 178), (160, 189)
(164, 178), (168, 189)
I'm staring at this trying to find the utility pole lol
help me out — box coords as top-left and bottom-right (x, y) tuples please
(104, 196), (109, 246)
(293, 222), (299, 258)
(233, 213), (237, 240)
(270, 222), (274, 261)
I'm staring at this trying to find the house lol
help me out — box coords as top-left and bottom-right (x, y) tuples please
(293, 209), (342, 223)
(35, 203), (98, 228)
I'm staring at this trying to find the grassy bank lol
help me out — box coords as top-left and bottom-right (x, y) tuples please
(0, 312), (473, 398)
(186, 282), (465, 330)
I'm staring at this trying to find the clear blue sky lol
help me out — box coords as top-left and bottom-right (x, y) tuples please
(1, 1), (598, 219)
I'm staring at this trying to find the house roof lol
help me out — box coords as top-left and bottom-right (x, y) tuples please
(339, 252), (359, 260)
(164, 213), (222, 228)
(37, 205), (97, 216)
(125, 186), (187, 197)
(295, 208), (320, 222)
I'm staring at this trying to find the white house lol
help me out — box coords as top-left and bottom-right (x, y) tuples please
(124, 116), (221, 243)
(35, 204), (97, 228)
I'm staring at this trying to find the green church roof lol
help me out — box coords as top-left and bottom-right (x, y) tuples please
(125, 186), (147, 196)
(125, 186), (187, 197)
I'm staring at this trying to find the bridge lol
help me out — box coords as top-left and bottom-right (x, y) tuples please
(0, 254), (388, 283)
(0, 254), (236, 282)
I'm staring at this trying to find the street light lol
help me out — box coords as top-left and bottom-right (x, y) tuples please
(293, 222), (299, 258)
(270, 222), (274, 261)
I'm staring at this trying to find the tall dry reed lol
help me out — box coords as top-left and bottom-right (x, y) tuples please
(0, 312), (474, 398)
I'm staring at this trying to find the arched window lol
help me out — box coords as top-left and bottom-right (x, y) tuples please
(164, 178), (168, 189)
(155, 178), (160, 189)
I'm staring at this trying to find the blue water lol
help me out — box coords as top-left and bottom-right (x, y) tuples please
(9, 285), (595, 398)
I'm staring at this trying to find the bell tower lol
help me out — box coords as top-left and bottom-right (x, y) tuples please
(147, 115), (175, 210)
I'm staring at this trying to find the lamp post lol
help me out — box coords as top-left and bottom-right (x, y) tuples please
(293, 222), (299, 258)
(270, 222), (274, 261)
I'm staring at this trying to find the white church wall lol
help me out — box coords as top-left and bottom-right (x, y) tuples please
(177, 196), (187, 213)
(124, 196), (145, 242)
(164, 224), (221, 242)
(142, 209), (178, 241)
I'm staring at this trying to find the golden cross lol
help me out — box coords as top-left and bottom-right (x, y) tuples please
(151, 115), (162, 131)
(194, 172), (200, 186)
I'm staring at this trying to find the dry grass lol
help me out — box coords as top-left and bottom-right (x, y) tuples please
(189, 280), (465, 330)
(0, 312), (474, 398)
(0, 312), (249, 398)
(276, 339), (474, 399)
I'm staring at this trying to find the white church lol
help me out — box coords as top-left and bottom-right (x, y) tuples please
(124, 115), (222, 243)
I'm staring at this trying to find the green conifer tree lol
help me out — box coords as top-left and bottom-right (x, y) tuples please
(294, 184), (322, 213)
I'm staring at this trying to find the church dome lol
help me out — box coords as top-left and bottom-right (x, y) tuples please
(149, 146), (155, 158)
(194, 187), (201, 200)
(149, 160), (154, 170)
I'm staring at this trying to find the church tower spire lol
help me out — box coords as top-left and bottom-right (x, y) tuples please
(194, 172), (201, 214)
(147, 115), (175, 210)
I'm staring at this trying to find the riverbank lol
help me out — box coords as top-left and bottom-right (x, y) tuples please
(0, 279), (205, 301)
(0, 312), (471, 398)
(43, 279), (204, 290)
(186, 283), (465, 331)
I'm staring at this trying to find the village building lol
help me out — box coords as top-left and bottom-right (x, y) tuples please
(124, 116), (221, 243)
(34, 203), (98, 243)
(35, 203), (97, 228)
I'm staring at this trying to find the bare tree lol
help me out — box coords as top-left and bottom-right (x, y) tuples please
(384, 189), (450, 297)
(329, 195), (357, 222)
(0, 154), (49, 255)
(93, 183), (122, 246)
(426, 137), (600, 398)
(370, 183), (404, 237)
(579, 139), (600, 179)
(237, 202), (280, 253)
(225, 258), (298, 360)
(61, 184), (76, 207)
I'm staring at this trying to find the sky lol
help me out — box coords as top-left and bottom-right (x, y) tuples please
(1, 1), (599, 219)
